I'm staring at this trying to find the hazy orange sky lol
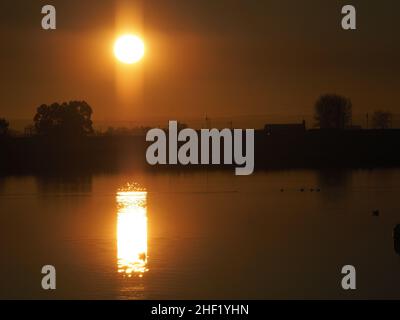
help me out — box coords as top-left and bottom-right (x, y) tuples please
(0, 0), (399, 126)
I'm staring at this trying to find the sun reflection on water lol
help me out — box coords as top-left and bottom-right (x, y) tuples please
(116, 183), (148, 277)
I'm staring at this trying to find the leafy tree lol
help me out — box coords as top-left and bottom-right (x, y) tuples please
(0, 118), (9, 136)
(314, 94), (352, 129)
(372, 110), (393, 129)
(34, 101), (94, 136)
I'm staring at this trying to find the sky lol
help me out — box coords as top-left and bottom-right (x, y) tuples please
(0, 0), (399, 128)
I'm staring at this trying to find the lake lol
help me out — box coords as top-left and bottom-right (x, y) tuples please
(1, 169), (400, 299)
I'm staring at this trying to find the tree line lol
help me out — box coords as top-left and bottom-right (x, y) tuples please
(0, 95), (396, 137)
(314, 94), (393, 129)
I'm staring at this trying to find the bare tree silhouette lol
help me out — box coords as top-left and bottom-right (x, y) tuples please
(34, 101), (94, 136)
(372, 110), (393, 129)
(314, 94), (352, 129)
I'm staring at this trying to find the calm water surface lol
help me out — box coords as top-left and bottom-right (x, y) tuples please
(1, 169), (400, 299)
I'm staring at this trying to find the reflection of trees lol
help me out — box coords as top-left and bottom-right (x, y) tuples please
(0, 175), (5, 194)
(317, 169), (351, 203)
(35, 175), (93, 194)
(317, 170), (350, 188)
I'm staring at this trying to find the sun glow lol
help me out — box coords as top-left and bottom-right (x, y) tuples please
(116, 185), (148, 276)
(114, 35), (145, 64)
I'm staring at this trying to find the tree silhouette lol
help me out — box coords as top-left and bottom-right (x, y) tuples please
(0, 118), (9, 136)
(314, 94), (352, 129)
(34, 101), (94, 136)
(372, 110), (393, 129)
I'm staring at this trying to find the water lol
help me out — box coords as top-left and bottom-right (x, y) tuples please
(1, 169), (400, 299)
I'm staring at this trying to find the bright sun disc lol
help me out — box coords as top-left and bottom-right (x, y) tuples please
(114, 35), (145, 64)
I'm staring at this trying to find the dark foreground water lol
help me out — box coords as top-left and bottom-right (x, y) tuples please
(1, 169), (400, 299)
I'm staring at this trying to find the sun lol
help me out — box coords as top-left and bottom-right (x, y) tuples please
(114, 35), (145, 64)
